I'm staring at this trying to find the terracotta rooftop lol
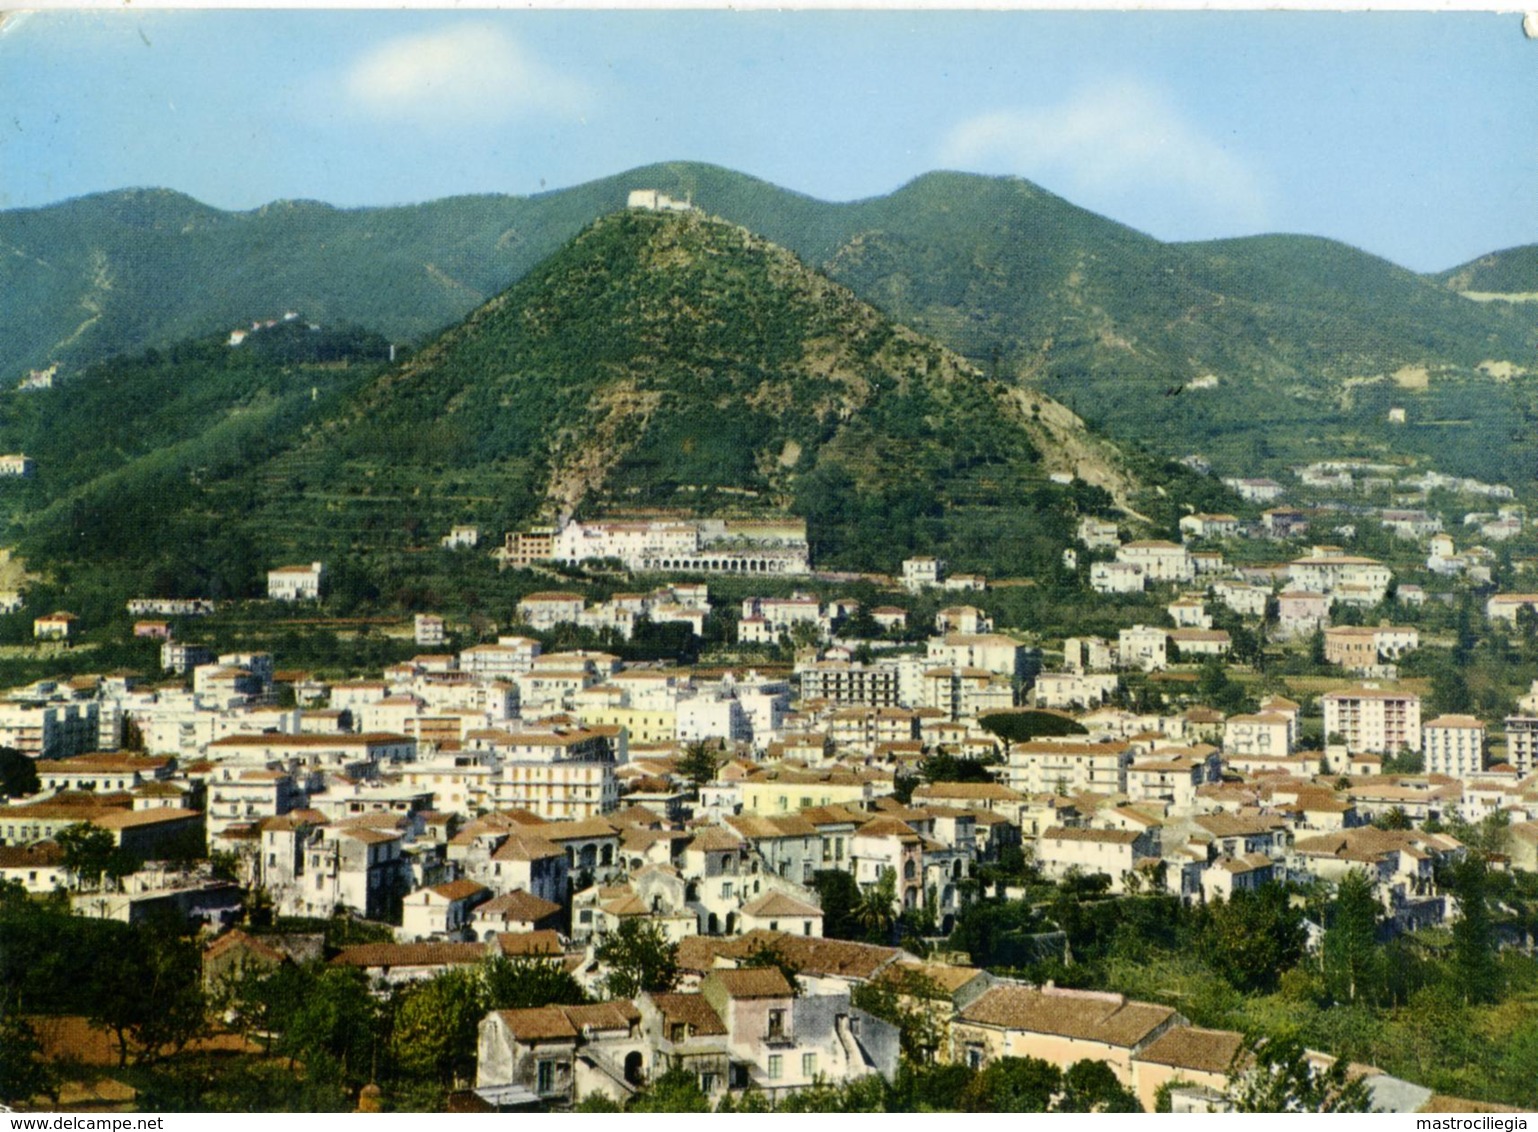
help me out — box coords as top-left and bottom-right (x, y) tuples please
(429, 878), (490, 902)
(650, 992), (728, 1037)
(331, 942), (488, 969)
(960, 984), (1177, 1048)
(740, 891), (822, 919)
(493, 929), (565, 958)
(708, 966), (795, 1000)
(494, 1000), (639, 1042)
(1134, 1026), (1247, 1075)
(478, 889), (562, 921)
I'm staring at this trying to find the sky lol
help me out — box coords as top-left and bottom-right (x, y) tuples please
(1, 9), (1535, 272)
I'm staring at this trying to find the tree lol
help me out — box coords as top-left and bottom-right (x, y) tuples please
(276, 967), (381, 1090)
(960, 1056), (1061, 1112)
(1322, 869), (1382, 1005)
(811, 869), (863, 940)
(978, 711), (1087, 760)
(675, 740), (721, 791)
(390, 967), (487, 1086)
(56, 822), (118, 890)
(1447, 855), (1500, 1006)
(483, 953), (588, 1010)
(1055, 1058), (1143, 1112)
(1229, 1035), (1374, 1112)
(596, 918), (679, 999)
(0, 746), (39, 797)
(0, 1014), (57, 1106)
(851, 966), (946, 1062)
(89, 925), (207, 1066)
(916, 750), (994, 785)
(627, 1065), (711, 1112)
(853, 868), (898, 945)
(1197, 884), (1306, 994)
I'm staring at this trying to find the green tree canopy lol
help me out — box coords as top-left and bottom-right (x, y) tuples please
(0, 746), (39, 797)
(1322, 869), (1383, 1006)
(483, 953), (588, 1011)
(595, 917), (679, 999)
(1197, 884), (1306, 994)
(675, 740), (722, 791)
(959, 1056), (1061, 1112)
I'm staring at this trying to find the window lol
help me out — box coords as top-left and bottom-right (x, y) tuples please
(767, 1009), (785, 1039)
(536, 1060), (556, 1094)
(802, 1053), (816, 1078)
(966, 1046), (984, 1070)
(767, 1055), (782, 1080)
(721, 881), (733, 898)
(700, 1072), (717, 1094)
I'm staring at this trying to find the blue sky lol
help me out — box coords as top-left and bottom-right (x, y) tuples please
(1, 9), (1534, 272)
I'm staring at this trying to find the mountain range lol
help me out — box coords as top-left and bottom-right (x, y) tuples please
(5, 205), (1188, 607)
(2, 161), (1536, 605)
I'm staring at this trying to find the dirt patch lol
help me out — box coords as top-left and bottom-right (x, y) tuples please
(1478, 360), (1525, 381)
(1391, 365), (1430, 390)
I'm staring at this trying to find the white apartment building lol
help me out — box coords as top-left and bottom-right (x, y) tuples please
(1322, 687), (1422, 755)
(0, 702), (101, 759)
(268, 562), (325, 602)
(1501, 715), (1538, 776)
(1287, 549), (1392, 603)
(1422, 715), (1486, 779)
(1091, 562), (1145, 595)
(901, 556), (945, 591)
(1224, 712), (1293, 758)
(926, 632), (1027, 683)
(478, 728), (619, 820)
(460, 637), (541, 680)
(1212, 581), (1271, 619)
(1118, 625), (1168, 672)
(1002, 739), (1131, 795)
(1116, 541), (1194, 584)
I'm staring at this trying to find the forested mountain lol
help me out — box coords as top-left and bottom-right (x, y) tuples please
(6, 162), (1536, 530)
(1436, 245), (1538, 296)
(4, 207), (1155, 599)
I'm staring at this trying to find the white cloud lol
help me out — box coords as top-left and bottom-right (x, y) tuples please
(342, 25), (591, 127)
(939, 80), (1273, 235)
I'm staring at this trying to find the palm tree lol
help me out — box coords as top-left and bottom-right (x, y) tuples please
(853, 867), (898, 943)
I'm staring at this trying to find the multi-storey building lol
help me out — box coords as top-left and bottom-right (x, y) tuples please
(1002, 739), (1131, 796)
(1321, 686), (1422, 755)
(1501, 715), (1538, 776)
(477, 728), (618, 821)
(1422, 715), (1486, 779)
(267, 562), (325, 602)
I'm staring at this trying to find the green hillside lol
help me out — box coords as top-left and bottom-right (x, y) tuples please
(1436, 245), (1538, 296)
(7, 208), (1139, 601)
(6, 163), (1534, 484)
